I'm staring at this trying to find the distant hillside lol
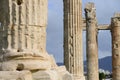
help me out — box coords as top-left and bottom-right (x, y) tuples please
(57, 62), (64, 66)
(99, 56), (112, 71)
(57, 56), (112, 72)
(84, 56), (112, 72)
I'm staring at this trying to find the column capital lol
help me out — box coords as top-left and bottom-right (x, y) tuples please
(84, 2), (96, 20)
(111, 13), (120, 27)
(85, 2), (98, 34)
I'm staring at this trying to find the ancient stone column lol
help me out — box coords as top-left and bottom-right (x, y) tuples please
(85, 2), (99, 80)
(63, 0), (85, 80)
(111, 13), (120, 80)
(0, 0), (50, 71)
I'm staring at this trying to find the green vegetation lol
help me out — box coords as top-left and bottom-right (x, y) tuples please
(99, 72), (106, 80)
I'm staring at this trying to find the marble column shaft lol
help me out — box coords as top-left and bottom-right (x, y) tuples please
(63, 0), (84, 79)
(85, 2), (99, 80)
(111, 13), (120, 80)
(0, 0), (50, 71)
(0, 0), (47, 56)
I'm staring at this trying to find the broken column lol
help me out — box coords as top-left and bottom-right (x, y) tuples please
(63, 0), (85, 80)
(85, 2), (99, 80)
(111, 13), (120, 80)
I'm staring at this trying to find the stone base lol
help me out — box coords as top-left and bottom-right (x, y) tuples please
(0, 66), (73, 80)
(0, 69), (73, 80)
(33, 66), (73, 80)
(55, 66), (73, 80)
(0, 50), (73, 80)
(0, 50), (52, 71)
(33, 70), (61, 80)
(0, 71), (32, 80)
(56, 66), (84, 80)
(73, 75), (85, 80)
(0, 59), (51, 71)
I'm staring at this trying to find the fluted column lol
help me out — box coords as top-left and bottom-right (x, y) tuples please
(0, 0), (47, 55)
(0, 0), (50, 71)
(63, 0), (85, 80)
(85, 3), (99, 80)
(111, 13), (120, 80)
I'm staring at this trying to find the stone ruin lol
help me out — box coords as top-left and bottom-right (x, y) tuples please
(0, 0), (72, 80)
(63, 0), (85, 80)
(0, 0), (120, 80)
(64, 0), (120, 80)
(85, 3), (99, 80)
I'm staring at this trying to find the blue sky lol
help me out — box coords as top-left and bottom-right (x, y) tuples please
(47, 0), (120, 62)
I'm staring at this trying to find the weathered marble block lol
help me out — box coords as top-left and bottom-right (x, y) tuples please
(32, 70), (61, 80)
(0, 71), (32, 80)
